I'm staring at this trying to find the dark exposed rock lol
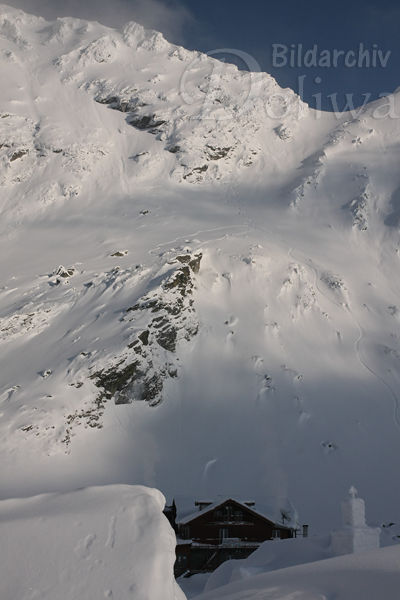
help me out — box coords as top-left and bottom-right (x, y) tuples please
(54, 265), (75, 279)
(10, 149), (28, 162)
(81, 252), (203, 430)
(95, 95), (138, 113)
(63, 388), (109, 444)
(91, 360), (139, 401)
(130, 152), (148, 162)
(141, 372), (164, 403)
(127, 114), (166, 132)
(40, 369), (52, 379)
(127, 303), (140, 312)
(167, 145), (181, 154)
(189, 253), (202, 274)
(138, 330), (149, 345)
(176, 255), (191, 264)
(164, 266), (191, 294)
(96, 95), (119, 105)
(343, 191), (368, 231)
(155, 325), (177, 352)
(205, 144), (232, 160)
(183, 165), (208, 180)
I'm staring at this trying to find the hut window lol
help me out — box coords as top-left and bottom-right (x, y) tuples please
(182, 526), (190, 539)
(272, 529), (281, 539)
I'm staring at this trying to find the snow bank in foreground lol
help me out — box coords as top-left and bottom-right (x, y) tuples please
(203, 535), (332, 593)
(194, 545), (400, 600)
(0, 485), (186, 600)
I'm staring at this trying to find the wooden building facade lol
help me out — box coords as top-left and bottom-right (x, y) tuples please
(165, 498), (296, 576)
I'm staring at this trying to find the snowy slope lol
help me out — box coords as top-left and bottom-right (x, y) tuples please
(202, 535), (333, 594)
(0, 484), (184, 600)
(1, 3), (400, 540)
(193, 545), (400, 600)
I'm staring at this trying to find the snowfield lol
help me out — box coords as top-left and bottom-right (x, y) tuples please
(1, 2), (400, 597)
(193, 544), (400, 600)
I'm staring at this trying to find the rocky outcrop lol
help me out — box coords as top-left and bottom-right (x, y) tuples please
(61, 253), (202, 443)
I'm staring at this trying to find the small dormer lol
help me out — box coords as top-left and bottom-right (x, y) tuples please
(195, 500), (213, 511)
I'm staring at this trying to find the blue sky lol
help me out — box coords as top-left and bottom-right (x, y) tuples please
(177, 0), (399, 110)
(11, 0), (400, 110)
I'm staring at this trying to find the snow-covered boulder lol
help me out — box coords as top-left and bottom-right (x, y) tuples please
(0, 485), (186, 600)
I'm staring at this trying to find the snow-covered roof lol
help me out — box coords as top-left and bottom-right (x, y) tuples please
(178, 497), (292, 528)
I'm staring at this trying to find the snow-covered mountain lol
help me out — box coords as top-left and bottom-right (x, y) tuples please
(1, 3), (400, 540)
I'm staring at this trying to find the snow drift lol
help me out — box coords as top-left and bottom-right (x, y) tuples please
(194, 544), (400, 600)
(0, 484), (185, 600)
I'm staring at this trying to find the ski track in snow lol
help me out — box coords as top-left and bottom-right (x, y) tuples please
(351, 314), (400, 434)
(147, 225), (246, 256)
(290, 247), (400, 436)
